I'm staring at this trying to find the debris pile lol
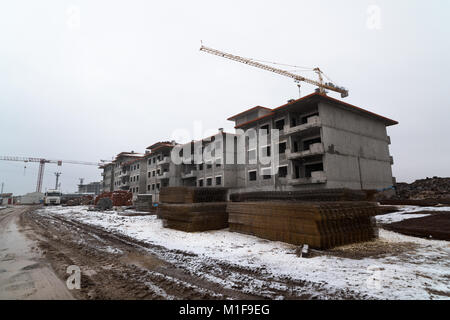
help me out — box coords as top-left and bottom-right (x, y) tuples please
(159, 187), (229, 232)
(394, 177), (450, 200)
(94, 191), (132, 207)
(227, 201), (380, 250)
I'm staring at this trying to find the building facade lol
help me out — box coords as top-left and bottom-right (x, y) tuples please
(100, 93), (398, 202)
(78, 181), (102, 195)
(227, 93), (397, 192)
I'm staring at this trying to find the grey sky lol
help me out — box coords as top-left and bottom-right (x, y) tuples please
(1, 0), (449, 195)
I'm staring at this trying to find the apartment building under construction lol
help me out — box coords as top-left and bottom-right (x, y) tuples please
(100, 93), (398, 201)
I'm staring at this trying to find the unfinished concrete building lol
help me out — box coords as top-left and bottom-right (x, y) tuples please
(228, 93), (397, 192)
(177, 130), (239, 189)
(77, 181), (102, 195)
(143, 141), (180, 203)
(100, 152), (143, 193)
(100, 93), (397, 202)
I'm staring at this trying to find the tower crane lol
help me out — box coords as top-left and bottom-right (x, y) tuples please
(0, 156), (104, 193)
(200, 44), (349, 98)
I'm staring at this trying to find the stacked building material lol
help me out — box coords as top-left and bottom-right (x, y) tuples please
(134, 194), (155, 212)
(160, 187), (228, 204)
(227, 201), (379, 250)
(229, 189), (368, 203)
(160, 203), (228, 232)
(63, 195), (94, 206)
(94, 191), (132, 207)
(159, 187), (229, 232)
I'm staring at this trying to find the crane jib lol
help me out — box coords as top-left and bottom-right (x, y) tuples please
(200, 45), (348, 98)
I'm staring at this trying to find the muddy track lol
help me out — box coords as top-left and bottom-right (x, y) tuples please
(22, 208), (366, 300)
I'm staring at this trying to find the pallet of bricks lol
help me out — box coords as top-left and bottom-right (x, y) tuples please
(159, 187), (228, 232)
(228, 189), (380, 250)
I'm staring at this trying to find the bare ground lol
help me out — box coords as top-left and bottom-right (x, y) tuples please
(0, 206), (73, 299)
(17, 206), (374, 300)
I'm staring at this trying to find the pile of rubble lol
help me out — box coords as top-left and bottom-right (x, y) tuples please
(394, 177), (450, 200)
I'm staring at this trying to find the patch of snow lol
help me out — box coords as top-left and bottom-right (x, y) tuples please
(376, 206), (449, 224)
(36, 206), (450, 300)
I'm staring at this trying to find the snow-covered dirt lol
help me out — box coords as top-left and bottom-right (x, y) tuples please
(32, 206), (450, 300)
(376, 205), (450, 224)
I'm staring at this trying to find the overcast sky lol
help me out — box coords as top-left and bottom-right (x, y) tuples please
(1, 0), (449, 195)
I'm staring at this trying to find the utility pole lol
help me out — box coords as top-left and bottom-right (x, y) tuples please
(1, 182), (4, 194)
(54, 172), (61, 190)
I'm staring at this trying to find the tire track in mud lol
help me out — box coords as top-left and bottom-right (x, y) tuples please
(24, 208), (365, 300)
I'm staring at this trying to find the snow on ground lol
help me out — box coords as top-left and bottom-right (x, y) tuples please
(376, 205), (450, 224)
(36, 206), (450, 300)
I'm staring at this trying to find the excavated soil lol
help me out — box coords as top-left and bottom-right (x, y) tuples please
(383, 212), (450, 241)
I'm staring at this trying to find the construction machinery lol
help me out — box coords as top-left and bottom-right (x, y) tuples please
(200, 44), (349, 98)
(0, 156), (103, 193)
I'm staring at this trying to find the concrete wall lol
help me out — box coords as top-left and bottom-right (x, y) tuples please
(319, 102), (394, 190)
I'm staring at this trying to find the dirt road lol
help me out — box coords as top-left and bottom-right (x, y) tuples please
(14, 207), (365, 300)
(0, 206), (73, 299)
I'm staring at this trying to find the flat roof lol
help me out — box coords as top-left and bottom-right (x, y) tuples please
(233, 93), (398, 128)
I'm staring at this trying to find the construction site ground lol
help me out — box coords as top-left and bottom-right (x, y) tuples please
(0, 205), (449, 300)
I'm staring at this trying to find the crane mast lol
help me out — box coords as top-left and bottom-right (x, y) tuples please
(0, 156), (103, 193)
(200, 45), (349, 98)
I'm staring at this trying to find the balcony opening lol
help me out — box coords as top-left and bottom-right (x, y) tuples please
(198, 179), (204, 187)
(303, 137), (321, 150)
(275, 119), (285, 131)
(206, 178), (212, 186)
(248, 171), (257, 181)
(278, 166), (288, 178)
(278, 142), (287, 154)
(291, 118), (297, 127)
(215, 176), (222, 186)
(295, 164), (300, 179)
(301, 112), (319, 124)
(305, 163), (324, 178)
